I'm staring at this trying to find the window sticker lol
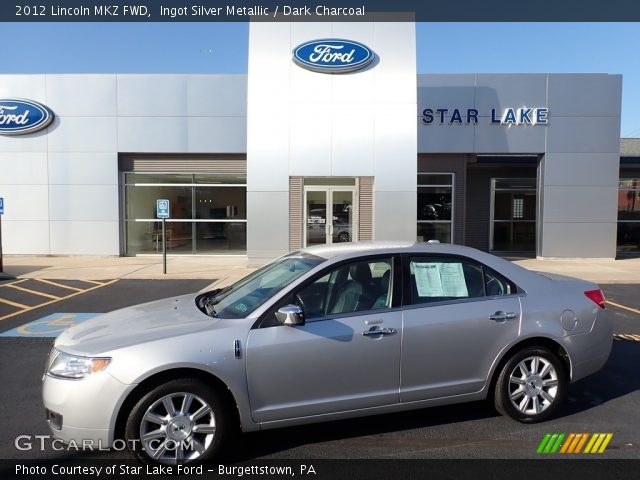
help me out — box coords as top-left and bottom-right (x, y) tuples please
(413, 262), (469, 298)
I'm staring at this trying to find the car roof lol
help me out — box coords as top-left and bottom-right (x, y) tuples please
(301, 241), (483, 260)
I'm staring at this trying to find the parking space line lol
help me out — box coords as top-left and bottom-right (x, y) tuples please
(613, 333), (640, 342)
(33, 279), (84, 292)
(5, 284), (61, 300)
(0, 279), (118, 322)
(79, 280), (107, 286)
(0, 279), (29, 288)
(0, 297), (30, 309)
(608, 301), (640, 316)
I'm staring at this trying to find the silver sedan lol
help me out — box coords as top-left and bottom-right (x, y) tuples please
(42, 241), (612, 464)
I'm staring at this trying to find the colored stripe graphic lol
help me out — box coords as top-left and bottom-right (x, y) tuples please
(537, 433), (613, 454)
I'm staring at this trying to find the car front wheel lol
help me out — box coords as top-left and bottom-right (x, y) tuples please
(494, 346), (567, 423)
(125, 379), (229, 465)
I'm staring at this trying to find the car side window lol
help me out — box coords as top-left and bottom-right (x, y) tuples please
(484, 269), (514, 296)
(408, 256), (517, 305)
(408, 257), (485, 305)
(296, 258), (394, 321)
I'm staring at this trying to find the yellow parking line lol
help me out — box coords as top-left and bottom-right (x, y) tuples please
(0, 279), (29, 288)
(0, 297), (30, 309)
(5, 284), (61, 300)
(608, 301), (640, 316)
(78, 280), (107, 286)
(614, 333), (640, 342)
(0, 279), (118, 322)
(33, 279), (84, 292)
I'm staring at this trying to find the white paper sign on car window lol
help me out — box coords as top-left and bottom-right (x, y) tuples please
(413, 262), (468, 298)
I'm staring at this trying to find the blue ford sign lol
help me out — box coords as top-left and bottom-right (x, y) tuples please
(293, 39), (374, 74)
(0, 99), (54, 135)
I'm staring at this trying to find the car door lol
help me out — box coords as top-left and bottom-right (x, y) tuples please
(400, 254), (522, 402)
(246, 256), (402, 423)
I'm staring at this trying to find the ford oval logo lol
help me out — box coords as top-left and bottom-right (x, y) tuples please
(0, 99), (54, 135)
(293, 39), (374, 74)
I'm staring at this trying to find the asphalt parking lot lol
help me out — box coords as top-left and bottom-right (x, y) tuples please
(0, 279), (638, 463)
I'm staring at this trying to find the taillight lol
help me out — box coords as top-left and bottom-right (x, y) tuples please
(584, 289), (606, 309)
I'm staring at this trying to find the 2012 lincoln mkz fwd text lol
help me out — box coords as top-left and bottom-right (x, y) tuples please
(42, 241), (612, 464)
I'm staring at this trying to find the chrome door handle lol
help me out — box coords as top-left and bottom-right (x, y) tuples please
(490, 311), (517, 321)
(362, 327), (397, 337)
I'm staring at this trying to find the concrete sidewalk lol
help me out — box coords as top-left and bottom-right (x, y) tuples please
(1, 254), (640, 286)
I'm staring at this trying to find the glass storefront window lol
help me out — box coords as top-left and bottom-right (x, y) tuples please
(123, 173), (247, 255)
(417, 173), (453, 243)
(491, 178), (536, 252)
(618, 178), (640, 253)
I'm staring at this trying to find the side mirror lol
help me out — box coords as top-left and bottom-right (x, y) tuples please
(276, 304), (305, 326)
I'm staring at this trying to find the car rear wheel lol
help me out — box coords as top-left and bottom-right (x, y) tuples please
(494, 346), (567, 423)
(125, 379), (229, 465)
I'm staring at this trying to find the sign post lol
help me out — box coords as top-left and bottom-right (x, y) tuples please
(0, 197), (4, 272)
(156, 199), (170, 274)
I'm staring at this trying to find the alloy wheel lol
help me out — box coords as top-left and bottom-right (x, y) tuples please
(139, 391), (216, 464)
(508, 356), (559, 415)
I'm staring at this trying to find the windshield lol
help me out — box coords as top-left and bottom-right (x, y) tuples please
(196, 253), (325, 319)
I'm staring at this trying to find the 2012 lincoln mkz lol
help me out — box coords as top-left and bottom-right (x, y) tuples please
(42, 241), (612, 464)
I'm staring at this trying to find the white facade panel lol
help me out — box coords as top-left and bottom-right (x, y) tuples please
(49, 221), (120, 255)
(187, 117), (246, 153)
(46, 75), (117, 117)
(117, 75), (188, 116)
(546, 116), (621, 153)
(48, 185), (119, 222)
(473, 118), (546, 153)
(47, 116), (117, 152)
(0, 153), (48, 185)
(246, 105), (290, 191)
(0, 75), (47, 102)
(48, 153), (118, 186)
(475, 74), (547, 113)
(187, 75), (247, 117)
(375, 104), (418, 191)
(289, 103), (332, 177)
(374, 191), (417, 240)
(1, 221), (50, 254)
(0, 130), (48, 153)
(542, 153), (620, 187)
(543, 186), (618, 223)
(331, 106), (375, 176)
(539, 222), (618, 259)
(246, 192), (290, 261)
(418, 123), (475, 153)
(548, 74), (623, 117)
(117, 117), (189, 153)
(0, 185), (49, 221)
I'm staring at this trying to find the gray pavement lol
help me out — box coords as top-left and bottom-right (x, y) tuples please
(2, 253), (640, 287)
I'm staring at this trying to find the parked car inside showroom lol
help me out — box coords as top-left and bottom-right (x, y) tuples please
(43, 241), (612, 465)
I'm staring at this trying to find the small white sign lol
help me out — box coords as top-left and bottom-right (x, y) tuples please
(413, 261), (469, 298)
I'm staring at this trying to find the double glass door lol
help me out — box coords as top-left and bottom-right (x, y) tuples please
(491, 178), (536, 252)
(304, 187), (356, 246)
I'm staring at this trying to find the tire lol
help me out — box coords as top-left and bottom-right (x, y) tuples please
(337, 231), (350, 242)
(125, 379), (230, 465)
(494, 346), (567, 423)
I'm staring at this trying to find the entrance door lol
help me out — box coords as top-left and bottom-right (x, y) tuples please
(304, 187), (356, 246)
(491, 178), (536, 252)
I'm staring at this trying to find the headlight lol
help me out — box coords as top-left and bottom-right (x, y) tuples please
(47, 350), (111, 380)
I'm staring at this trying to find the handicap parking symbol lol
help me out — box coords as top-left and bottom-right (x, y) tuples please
(0, 313), (101, 337)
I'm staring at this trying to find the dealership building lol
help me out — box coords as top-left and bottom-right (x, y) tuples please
(0, 22), (638, 262)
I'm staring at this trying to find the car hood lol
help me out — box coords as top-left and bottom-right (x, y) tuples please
(55, 293), (227, 355)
